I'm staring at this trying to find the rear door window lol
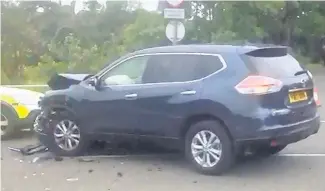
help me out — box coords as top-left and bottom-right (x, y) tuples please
(142, 54), (224, 83)
(242, 54), (304, 78)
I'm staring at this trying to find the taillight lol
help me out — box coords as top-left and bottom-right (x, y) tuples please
(235, 75), (283, 95)
(314, 87), (321, 107)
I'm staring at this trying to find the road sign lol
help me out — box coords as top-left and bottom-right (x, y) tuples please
(166, 0), (184, 7)
(164, 8), (185, 19)
(165, 21), (185, 43)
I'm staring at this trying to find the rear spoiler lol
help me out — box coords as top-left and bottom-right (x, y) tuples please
(243, 46), (288, 57)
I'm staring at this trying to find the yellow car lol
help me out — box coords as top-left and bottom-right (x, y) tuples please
(0, 86), (43, 139)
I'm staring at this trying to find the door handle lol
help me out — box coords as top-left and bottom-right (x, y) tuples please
(180, 90), (196, 95)
(124, 93), (138, 99)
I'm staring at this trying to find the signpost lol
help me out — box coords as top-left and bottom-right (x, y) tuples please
(163, 0), (185, 45)
(165, 21), (185, 43)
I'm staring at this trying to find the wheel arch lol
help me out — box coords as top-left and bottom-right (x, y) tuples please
(0, 101), (18, 119)
(179, 114), (234, 142)
(47, 104), (77, 121)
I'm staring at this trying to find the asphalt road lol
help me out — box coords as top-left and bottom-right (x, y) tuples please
(1, 73), (325, 191)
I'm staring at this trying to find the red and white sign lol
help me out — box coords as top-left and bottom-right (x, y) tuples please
(166, 0), (184, 8)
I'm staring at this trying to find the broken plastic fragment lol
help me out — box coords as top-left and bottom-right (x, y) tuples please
(8, 147), (20, 152)
(66, 178), (79, 182)
(78, 158), (94, 163)
(54, 156), (63, 161)
(117, 172), (123, 177)
(32, 157), (40, 163)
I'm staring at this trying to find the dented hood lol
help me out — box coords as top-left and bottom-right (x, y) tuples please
(47, 73), (93, 90)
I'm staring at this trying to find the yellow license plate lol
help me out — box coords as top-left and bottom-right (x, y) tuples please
(289, 91), (308, 103)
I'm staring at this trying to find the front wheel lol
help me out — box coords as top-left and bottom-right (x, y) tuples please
(44, 113), (88, 156)
(185, 120), (235, 175)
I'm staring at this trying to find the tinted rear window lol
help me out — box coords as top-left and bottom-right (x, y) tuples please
(142, 54), (224, 83)
(242, 54), (304, 78)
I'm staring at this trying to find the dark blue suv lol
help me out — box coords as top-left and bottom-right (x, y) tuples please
(34, 45), (320, 175)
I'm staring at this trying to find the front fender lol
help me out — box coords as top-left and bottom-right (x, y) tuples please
(40, 93), (79, 120)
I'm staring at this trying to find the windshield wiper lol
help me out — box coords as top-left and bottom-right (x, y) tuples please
(294, 70), (308, 76)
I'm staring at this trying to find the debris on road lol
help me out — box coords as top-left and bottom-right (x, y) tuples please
(88, 169), (93, 173)
(32, 157), (40, 163)
(77, 158), (94, 163)
(54, 156), (63, 161)
(8, 147), (20, 152)
(32, 153), (55, 163)
(66, 177), (79, 182)
(117, 172), (123, 177)
(8, 144), (48, 156)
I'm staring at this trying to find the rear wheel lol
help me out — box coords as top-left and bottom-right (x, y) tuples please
(1, 105), (18, 140)
(185, 120), (234, 175)
(44, 113), (88, 156)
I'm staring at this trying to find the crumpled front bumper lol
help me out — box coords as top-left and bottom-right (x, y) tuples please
(33, 111), (50, 135)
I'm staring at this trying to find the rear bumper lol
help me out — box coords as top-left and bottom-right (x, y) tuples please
(236, 115), (320, 147)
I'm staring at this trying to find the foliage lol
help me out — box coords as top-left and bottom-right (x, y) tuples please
(1, 0), (325, 85)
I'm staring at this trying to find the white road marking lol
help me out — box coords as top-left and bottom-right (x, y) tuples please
(73, 153), (325, 159)
(75, 153), (178, 159)
(321, 120), (325, 123)
(279, 153), (325, 157)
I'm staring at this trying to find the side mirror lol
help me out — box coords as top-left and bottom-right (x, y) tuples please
(88, 77), (100, 90)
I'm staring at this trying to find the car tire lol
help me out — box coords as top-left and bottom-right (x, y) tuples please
(1, 105), (18, 140)
(185, 120), (234, 175)
(44, 112), (88, 156)
(255, 145), (287, 157)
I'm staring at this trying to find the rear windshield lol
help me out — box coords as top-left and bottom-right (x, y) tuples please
(242, 54), (304, 78)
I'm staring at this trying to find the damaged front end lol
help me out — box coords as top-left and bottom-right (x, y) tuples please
(34, 73), (93, 132)
(47, 73), (93, 90)
(33, 110), (51, 135)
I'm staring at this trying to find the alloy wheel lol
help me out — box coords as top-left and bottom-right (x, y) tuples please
(54, 120), (81, 151)
(191, 130), (222, 168)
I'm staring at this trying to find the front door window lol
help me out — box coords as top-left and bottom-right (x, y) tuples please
(101, 55), (149, 86)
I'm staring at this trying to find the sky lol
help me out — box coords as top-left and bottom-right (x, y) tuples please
(60, 0), (159, 13)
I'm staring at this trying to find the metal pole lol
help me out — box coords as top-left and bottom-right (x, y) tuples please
(172, 20), (178, 45)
